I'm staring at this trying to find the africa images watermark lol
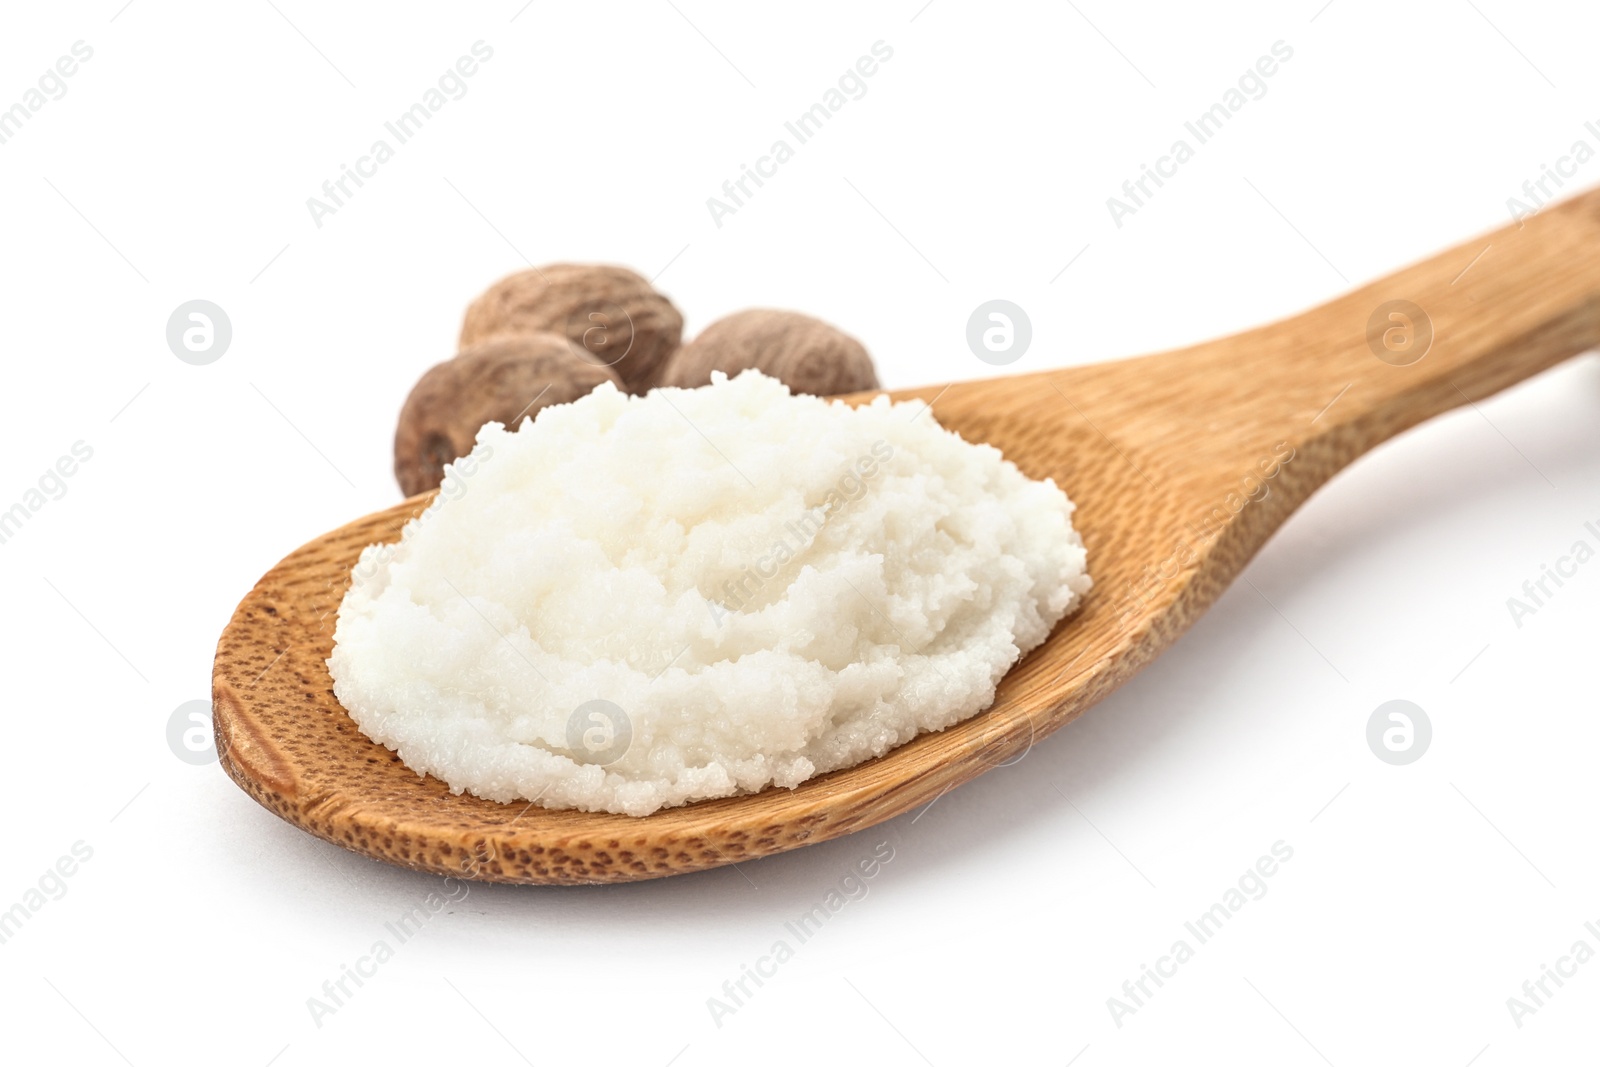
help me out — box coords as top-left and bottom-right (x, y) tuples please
(705, 439), (894, 624)
(1106, 40), (1294, 228)
(0, 40), (94, 148)
(1504, 518), (1600, 629)
(305, 41), (495, 228)
(0, 840), (94, 948)
(0, 440), (94, 548)
(705, 40), (894, 229)
(706, 839), (896, 1028)
(305, 856), (486, 1028)
(1505, 118), (1600, 226)
(1504, 917), (1600, 1029)
(1105, 840), (1295, 1028)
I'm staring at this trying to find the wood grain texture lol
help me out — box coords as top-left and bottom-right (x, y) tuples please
(213, 190), (1600, 885)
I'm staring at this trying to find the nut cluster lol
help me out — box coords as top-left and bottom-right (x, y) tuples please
(394, 264), (882, 496)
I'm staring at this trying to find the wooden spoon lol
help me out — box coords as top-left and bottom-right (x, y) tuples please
(213, 191), (1600, 885)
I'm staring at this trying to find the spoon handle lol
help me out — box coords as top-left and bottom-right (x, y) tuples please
(1177, 189), (1600, 464)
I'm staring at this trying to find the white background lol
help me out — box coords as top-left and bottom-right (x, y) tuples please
(1, 1), (1597, 1064)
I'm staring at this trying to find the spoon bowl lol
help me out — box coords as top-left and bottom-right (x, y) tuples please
(213, 190), (1600, 883)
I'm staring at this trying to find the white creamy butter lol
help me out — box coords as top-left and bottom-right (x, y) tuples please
(330, 370), (1089, 816)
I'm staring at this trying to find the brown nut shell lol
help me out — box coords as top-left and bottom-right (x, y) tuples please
(459, 264), (682, 394)
(659, 309), (878, 396)
(394, 333), (621, 497)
